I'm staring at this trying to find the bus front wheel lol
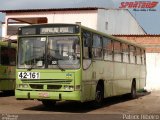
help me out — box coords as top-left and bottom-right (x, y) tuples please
(94, 83), (104, 107)
(42, 100), (56, 108)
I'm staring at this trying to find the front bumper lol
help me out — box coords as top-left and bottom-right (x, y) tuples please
(15, 90), (82, 101)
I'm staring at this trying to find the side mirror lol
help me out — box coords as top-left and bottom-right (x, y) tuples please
(88, 47), (92, 58)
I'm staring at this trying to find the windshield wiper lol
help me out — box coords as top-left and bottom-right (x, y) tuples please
(57, 60), (65, 71)
(48, 55), (65, 71)
(27, 56), (45, 71)
(27, 61), (36, 71)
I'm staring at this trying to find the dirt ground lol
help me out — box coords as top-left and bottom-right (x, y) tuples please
(0, 91), (160, 120)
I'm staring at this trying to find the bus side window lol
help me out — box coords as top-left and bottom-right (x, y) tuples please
(8, 48), (16, 66)
(130, 46), (136, 64)
(113, 41), (122, 62)
(103, 37), (113, 61)
(141, 50), (145, 65)
(136, 47), (141, 64)
(82, 30), (92, 59)
(82, 30), (92, 69)
(92, 34), (103, 60)
(0, 47), (10, 65)
(122, 43), (129, 63)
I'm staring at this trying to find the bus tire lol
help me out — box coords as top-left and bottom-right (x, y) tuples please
(3, 90), (14, 95)
(94, 83), (104, 107)
(42, 100), (56, 108)
(130, 81), (137, 99)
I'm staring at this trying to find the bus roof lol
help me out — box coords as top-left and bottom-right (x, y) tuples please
(81, 25), (146, 49)
(19, 23), (145, 49)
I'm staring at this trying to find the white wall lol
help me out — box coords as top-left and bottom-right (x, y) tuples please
(4, 9), (146, 37)
(97, 9), (146, 35)
(145, 53), (160, 91)
(52, 10), (98, 29)
(3, 10), (98, 37)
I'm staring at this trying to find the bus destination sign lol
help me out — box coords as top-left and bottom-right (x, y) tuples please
(40, 27), (76, 34)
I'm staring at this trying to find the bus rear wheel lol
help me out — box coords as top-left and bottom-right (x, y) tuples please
(42, 100), (56, 108)
(130, 81), (137, 99)
(94, 83), (104, 107)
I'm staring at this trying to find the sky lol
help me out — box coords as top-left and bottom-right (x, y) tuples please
(0, 0), (160, 35)
(114, 0), (160, 34)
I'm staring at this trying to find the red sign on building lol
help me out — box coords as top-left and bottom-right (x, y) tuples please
(119, 1), (159, 10)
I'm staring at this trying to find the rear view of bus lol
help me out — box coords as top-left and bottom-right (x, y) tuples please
(16, 24), (82, 107)
(0, 41), (16, 93)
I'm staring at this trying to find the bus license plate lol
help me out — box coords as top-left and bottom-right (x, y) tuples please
(38, 92), (49, 98)
(18, 72), (40, 79)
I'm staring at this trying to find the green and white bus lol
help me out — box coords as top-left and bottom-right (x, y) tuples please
(0, 41), (16, 92)
(16, 23), (146, 107)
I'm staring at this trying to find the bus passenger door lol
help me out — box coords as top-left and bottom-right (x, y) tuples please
(82, 30), (93, 101)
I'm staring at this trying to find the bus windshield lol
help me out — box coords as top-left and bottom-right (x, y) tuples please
(18, 36), (80, 70)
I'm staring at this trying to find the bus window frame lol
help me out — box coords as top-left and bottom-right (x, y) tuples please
(141, 49), (146, 65)
(82, 29), (92, 70)
(122, 43), (130, 63)
(136, 47), (142, 65)
(92, 34), (103, 60)
(113, 40), (122, 62)
(103, 37), (113, 61)
(129, 45), (136, 64)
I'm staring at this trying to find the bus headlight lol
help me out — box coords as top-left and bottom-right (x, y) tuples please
(64, 85), (74, 90)
(18, 84), (29, 89)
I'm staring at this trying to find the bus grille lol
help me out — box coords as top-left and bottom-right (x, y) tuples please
(47, 85), (62, 89)
(29, 84), (62, 90)
(21, 79), (72, 84)
(30, 84), (43, 89)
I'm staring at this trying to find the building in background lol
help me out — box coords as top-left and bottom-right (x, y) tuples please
(0, 0), (160, 91)
(0, 0), (145, 41)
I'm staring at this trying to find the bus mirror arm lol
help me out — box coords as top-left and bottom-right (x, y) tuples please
(88, 47), (92, 58)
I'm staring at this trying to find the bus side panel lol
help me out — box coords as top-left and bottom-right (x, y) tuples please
(139, 65), (146, 89)
(82, 61), (146, 102)
(82, 61), (114, 102)
(82, 64), (94, 102)
(114, 62), (129, 95)
(127, 64), (140, 91)
(100, 61), (114, 97)
(92, 61), (114, 98)
(0, 80), (15, 91)
(0, 66), (16, 91)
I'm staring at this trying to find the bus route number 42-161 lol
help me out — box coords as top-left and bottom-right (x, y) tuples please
(18, 72), (40, 79)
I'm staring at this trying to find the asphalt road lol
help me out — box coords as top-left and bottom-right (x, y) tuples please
(0, 91), (160, 120)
